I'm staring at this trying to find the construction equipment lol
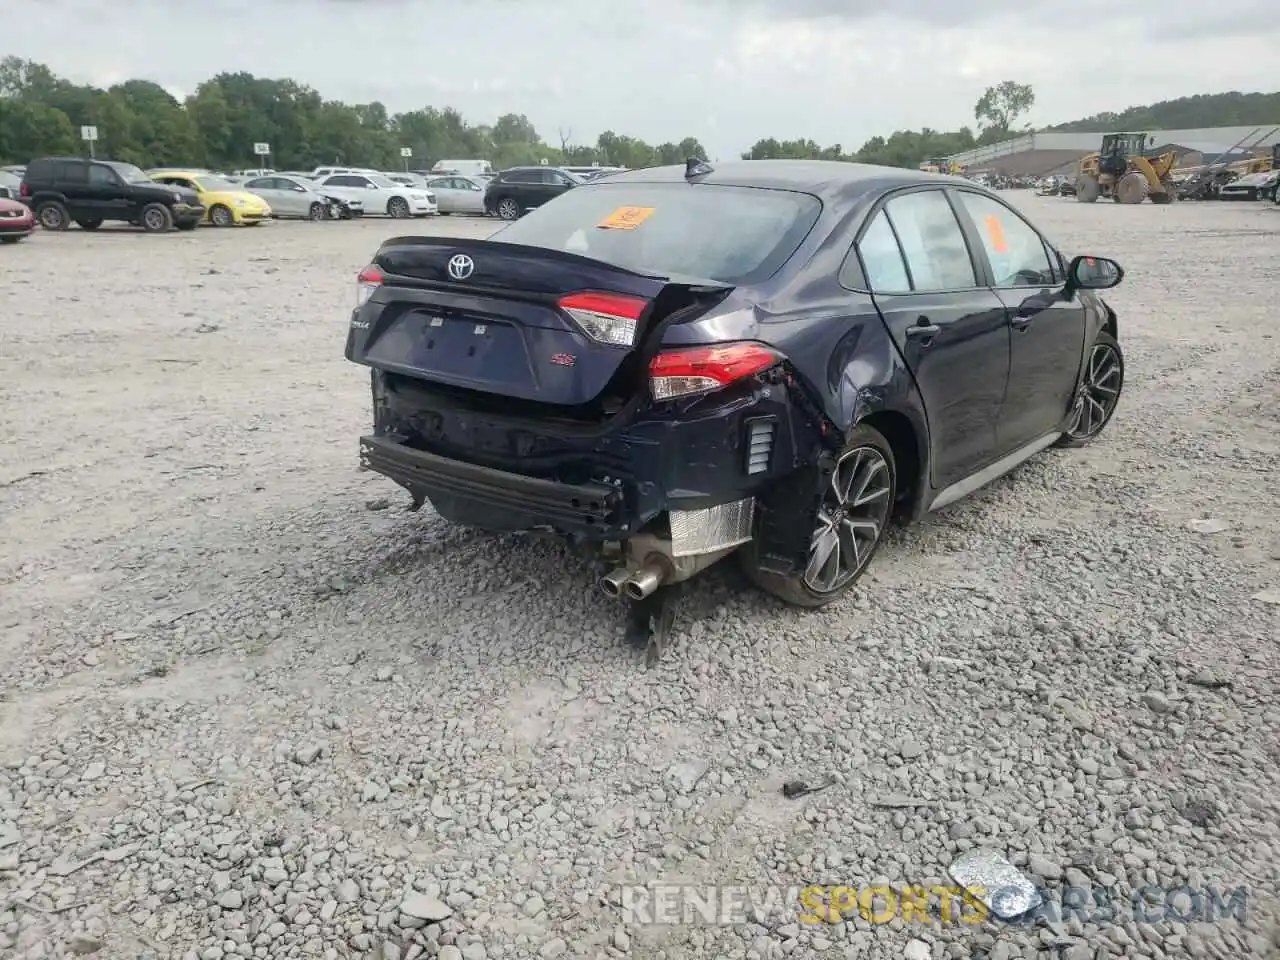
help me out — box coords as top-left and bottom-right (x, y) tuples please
(919, 157), (963, 175)
(1075, 133), (1178, 204)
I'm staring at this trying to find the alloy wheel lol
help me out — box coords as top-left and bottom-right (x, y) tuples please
(39, 206), (65, 230)
(211, 206), (233, 227)
(498, 199), (519, 220)
(801, 446), (893, 594)
(143, 208), (166, 231)
(1066, 342), (1123, 440)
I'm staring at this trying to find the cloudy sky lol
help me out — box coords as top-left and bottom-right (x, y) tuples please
(9, 0), (1278, 157)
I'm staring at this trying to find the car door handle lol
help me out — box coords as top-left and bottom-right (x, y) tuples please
(1010, 314), (1033, 330)
(906, 318), (941, 339)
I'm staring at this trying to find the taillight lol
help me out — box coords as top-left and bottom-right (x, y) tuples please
(356, 264), (383, 307)
(649, 342), (783, 400)
(559, 291), (648, 347)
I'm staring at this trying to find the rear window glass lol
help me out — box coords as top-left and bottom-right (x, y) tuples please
(494, 182), (822, 284)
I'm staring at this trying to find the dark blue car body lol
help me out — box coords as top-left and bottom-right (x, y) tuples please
(345, 160), (1121, 592)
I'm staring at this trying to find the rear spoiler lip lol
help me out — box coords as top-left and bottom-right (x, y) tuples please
(375, 233), (732, 293)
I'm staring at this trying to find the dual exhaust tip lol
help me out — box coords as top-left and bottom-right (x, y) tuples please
(599, 562), (665, 601)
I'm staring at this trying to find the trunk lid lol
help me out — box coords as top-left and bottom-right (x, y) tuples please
(355, 236), (731, 408)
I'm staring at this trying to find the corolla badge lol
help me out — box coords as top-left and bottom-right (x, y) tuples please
(447, 253), (475, 280)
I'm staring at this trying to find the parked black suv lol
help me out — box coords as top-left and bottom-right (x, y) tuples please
(483, 166), (582, 220)
(21, 157), (205, 232)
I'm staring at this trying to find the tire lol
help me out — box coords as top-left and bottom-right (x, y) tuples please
(76, 218), (103, 231)
(1115, 172), (1149, 204)
(387, 196), (410, 218)
(140, 203), (173, 233)
(496, 197), (521, 220)
(308, 202), (325, 221)
(209, 204), (234, 227)
(36, 201), (70, 231)
(1055, 331), (1124, 448)
(739, 424), (896, 608)
(1075, 175), (1100, 203)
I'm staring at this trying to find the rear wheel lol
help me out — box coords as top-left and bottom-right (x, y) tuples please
(140, 203), (173, 233)
(496, 197), (520, 220)
(37, 201), (70, 230)
(1115, 171), (1149, 204)
(739, 424), (896, 608)
(1075, 175), (1100, 203)
(387, 196), (410, 218)
(76, 218), (103, 231)
(1055, 332), (1124, 447)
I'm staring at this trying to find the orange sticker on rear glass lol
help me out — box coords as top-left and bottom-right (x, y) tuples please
(984, 214), (1009, 254)
(596, 206), (655, 230)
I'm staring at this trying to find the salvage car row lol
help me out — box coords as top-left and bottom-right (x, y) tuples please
(0, 158), (632, 239)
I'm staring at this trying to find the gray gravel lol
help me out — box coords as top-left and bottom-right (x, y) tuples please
(1, 199), (1278, 959)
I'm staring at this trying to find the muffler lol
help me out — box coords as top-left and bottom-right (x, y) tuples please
(622, 562), (667, 600)
(599, 567), (632, 598)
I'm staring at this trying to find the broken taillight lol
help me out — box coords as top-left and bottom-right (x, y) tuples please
(559, 291), (648, 348)
(648, 342), (783, 401)
(356, 264), (383, 307)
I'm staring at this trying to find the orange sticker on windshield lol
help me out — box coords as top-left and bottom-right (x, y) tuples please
(984, 214), (1009, 254)
(596, 206), (655, 230)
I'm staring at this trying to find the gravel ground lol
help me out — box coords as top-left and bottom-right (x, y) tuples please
(1, 197), (1278, 960)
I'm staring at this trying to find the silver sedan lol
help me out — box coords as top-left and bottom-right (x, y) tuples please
(240, 174), (335, 220)
(423, 175), (488, 215)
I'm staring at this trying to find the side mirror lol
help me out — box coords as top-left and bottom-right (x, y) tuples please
(1068, 255), (1123, 290)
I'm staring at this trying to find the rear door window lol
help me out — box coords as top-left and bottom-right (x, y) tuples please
(882, 190), (977, 291)
(55, 160), (88, 185)
(853, 210), (910, 294)
(495, 181), (821, 285)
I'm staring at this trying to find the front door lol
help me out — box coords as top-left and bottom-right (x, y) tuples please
(858, 189), (1011, 490)
(950, 190), (1087, 453)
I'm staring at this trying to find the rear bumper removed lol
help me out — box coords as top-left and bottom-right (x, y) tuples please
(358, 369), (827, 549)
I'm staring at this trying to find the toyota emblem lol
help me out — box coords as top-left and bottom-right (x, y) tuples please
(447, 253), (475, 280)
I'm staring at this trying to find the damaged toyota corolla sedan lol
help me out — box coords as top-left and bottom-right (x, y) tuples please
(345, 158), (1125, 652)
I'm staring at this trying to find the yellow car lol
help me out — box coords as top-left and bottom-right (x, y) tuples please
(148, 170), (272, 226)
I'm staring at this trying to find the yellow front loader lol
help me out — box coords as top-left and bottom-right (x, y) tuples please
(1075, 133), (1178, 204)
(919, 157), (963, 175)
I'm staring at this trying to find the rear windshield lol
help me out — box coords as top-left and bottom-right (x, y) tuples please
(494, 182), (822, 284)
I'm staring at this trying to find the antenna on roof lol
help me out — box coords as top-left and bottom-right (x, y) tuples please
(684, 157), (713, 179)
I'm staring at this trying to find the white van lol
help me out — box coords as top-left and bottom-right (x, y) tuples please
(430, 159), (493, 178)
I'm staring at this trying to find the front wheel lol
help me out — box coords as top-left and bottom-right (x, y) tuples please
(140, 203), (174, 233)
(308, 202), (325, 221)
(209, 205), (234, 227)
(387, 197), (410, 218)
(739, 424), (896, 608)
(1055, 332), (1124, 447)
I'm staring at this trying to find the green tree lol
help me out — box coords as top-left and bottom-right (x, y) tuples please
(974, 81), (1035, 137)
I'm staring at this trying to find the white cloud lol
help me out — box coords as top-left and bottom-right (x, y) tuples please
(6, 0), (1277, 157)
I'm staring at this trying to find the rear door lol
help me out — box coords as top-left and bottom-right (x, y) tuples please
(53, 160), (91, 216)
(856, 187), (1011, 491)
(950, 189), (1085, 453)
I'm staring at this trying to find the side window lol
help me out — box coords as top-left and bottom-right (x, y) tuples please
(883, 191), (976, 291)
(354, 177), (376, 189)
(55, 161), (88, 184)
(87, 165), (118, 186)
(244, 178), (267, 189)
(954, 192), (1055, 288)
(328, 175), (356, 187)
(853, 210), (910, 294)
